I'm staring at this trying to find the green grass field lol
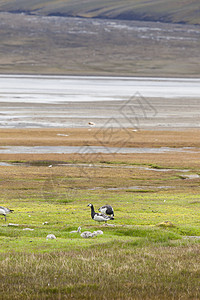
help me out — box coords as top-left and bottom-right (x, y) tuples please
(1, 146), (200, 299)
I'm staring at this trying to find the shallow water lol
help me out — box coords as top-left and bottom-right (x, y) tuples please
(0, 162), (13, 166)
(88, 186), (175, 191)
(0, 145), (199, 154)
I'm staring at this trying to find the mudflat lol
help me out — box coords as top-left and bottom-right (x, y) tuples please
(1, 76), (200, 129)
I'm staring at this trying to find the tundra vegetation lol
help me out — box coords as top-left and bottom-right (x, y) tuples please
(0, 11), (200, 77)
(0, 129), (200, 299)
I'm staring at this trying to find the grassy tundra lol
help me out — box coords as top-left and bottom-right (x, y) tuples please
(0, 13), (200, 77)
(0, 129), (200, 299)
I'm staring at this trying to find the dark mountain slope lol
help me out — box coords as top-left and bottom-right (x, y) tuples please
(0, 0), (199, 25)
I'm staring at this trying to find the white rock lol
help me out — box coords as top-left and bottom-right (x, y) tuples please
(57, 133), (69, 137)
(46, 234), (56, 240)
(23, 228), (34, 231)
(8, 223), (19, 227)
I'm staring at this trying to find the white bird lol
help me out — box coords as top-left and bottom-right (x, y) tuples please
(93, 230), (103, 235)
(0, 206), (14, 222)
(70, 226), (81, 233)
(88, 122), (95, 126)
(80, 231), (97, 238)
(98, 205), (114, 217)
(87, 203), (114, 224)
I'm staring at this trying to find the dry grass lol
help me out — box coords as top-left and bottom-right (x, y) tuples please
(1, 128), (200, 148)
(1, 245), (200, 299)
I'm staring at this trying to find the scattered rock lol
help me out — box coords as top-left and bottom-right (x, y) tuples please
(8, 223), (19, 227)
(46, 234), (56, 240)
(57, 133), (69, 137)
(180, 174), (199, 180)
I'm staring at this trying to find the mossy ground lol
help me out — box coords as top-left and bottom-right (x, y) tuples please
(0, 129), (200, 299)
